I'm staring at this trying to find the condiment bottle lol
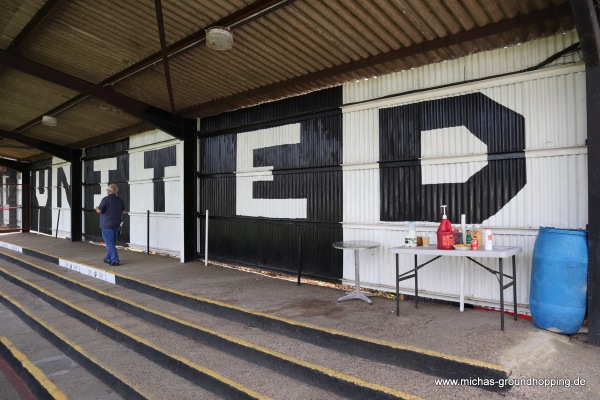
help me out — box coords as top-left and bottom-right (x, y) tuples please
(436, 205), (455, 250)
(484, 227), (493, 250)
(474, 224), (482, 245)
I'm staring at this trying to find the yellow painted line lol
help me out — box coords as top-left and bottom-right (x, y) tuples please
(0, 289), (153, 400)
(121, 271), (510, 375)
(0, 267), (270, 400)
(0, 261), (420, 399)
(0, 241), (510, 376)
(0, 336), (68, 400)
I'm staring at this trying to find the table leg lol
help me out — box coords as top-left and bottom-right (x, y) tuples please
(512, 255), (517, 321)
(460, 261), (465, 312)
(414, 255), (419, 308)
(499, 258), (504, 331)
(396, 254), (400, 316)
(338, 249), (373, 303)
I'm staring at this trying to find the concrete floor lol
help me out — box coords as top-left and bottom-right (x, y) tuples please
(0, 232), (598, 399)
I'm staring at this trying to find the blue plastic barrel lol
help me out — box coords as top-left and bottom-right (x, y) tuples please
(530, 227), (588, 334)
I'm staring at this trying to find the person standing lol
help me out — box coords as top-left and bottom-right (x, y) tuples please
(95, 183), (126, 266)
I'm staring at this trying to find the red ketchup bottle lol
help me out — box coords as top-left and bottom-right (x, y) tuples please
(436, 205), (455, 250)
(471, 237), (478, 250)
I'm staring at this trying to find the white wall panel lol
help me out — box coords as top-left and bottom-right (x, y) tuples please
(129, 129), (174, 148)
(344, 31), (580, 104)
(487, 152), (588, 230)
(128, 213), (182, 256)
(342, 109), (379, 165)
(50, 158), (71, 238)
(342, 166), (379, 223)
(127, 132), (183, 257)
(481, 72), (586, 150)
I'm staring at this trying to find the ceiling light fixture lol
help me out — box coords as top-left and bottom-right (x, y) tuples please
(206, 27), (233, 51)
(42, 115), (57, 127)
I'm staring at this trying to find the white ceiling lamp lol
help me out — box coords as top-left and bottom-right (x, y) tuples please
(42, 115), (57, 127)
(206, 27), (233, 51)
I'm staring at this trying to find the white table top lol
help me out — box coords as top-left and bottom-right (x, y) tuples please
(333, 240), (380, 250)
(390, 245), (522, 258)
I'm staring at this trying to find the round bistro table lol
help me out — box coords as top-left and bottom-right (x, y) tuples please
(333, 240), (380, 304)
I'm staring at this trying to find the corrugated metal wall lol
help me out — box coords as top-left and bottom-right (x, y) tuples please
(29, 159), (54, 236)
(51, 159), (72, 237)
(83, 139), (130, 243)
(24, 32), (584, 312)
(341, 32), (586, 312)
(199, 87), (344, 280)
(82, 131), (184, 257)
(0, 168), (21, 230)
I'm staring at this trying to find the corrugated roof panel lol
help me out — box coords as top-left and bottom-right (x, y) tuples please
(0, 0), (577, 161)
(0, 0), (45, 49)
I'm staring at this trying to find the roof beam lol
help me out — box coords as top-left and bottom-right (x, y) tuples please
(0, 128), (77, 161)
(154, 0), (177, 116)
(10, 0), (295, 140)
(0, 50), (194, 140)
(0, 157), (30, 173)
(570, 0), (600, 66)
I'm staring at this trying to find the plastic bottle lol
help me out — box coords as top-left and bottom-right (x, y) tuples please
(454, 226), (462, 244)
(474, 224), (482, 245)
(436, 205), (454, 250)
(465, 224), (473, 245)
(405, 221), (417, 247)
(484, 227), (493, 250)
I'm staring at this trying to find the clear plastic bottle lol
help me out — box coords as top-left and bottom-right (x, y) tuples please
(405, 221), (417, 247)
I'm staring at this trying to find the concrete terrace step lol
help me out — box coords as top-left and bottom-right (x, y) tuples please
(0, 244), (510, 386)
(0, 289), (152, 399)
(0, 278), (227, 400)
(0, 240), (513, 399)
(0, 254), (419, 400)
(0, 335), (67, 400)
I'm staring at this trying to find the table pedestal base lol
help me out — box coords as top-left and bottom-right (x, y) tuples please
(338, 290), (375, 303)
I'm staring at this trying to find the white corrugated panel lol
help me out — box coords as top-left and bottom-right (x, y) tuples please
(50, 158), (71, 238)
(342, 166), (379, 223)
(128, 131), (183, 256)
(340, 33), (588, 311)
(344, 31), (580, 104)
(128, 213), (182, 257)
(129, 129), (175, 148)
(342, 109), (379, 165)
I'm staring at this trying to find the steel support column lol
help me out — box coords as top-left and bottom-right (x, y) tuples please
(182, 130), (198, 262)
(571, 0), (600, 346)
(70, 155), (82, 242)
(587, 64), (600, 345)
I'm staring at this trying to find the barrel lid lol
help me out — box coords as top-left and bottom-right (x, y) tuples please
(539, 226), (587, 236)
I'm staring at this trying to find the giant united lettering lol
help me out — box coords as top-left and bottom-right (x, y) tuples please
(379, 92), (526, 222)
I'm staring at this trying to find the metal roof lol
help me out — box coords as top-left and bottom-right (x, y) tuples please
(0, 0), (576, 162)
